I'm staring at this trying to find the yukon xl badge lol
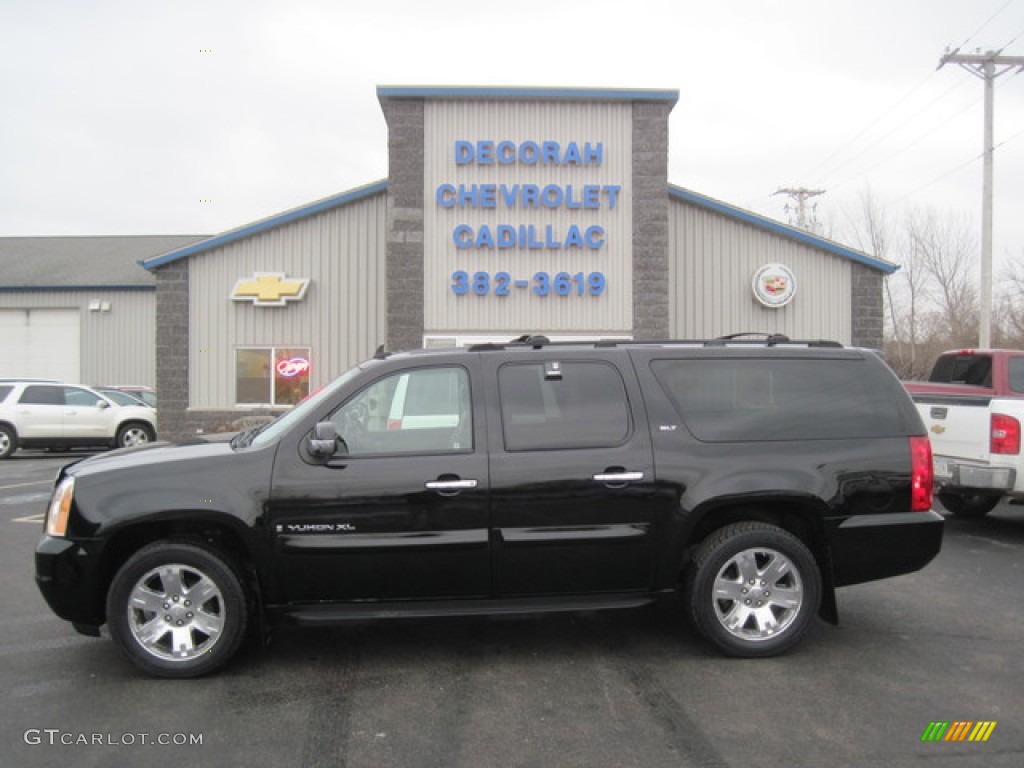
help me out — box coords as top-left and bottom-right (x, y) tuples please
(276, 523), (356, 534)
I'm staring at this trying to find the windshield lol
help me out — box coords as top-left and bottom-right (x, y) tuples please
(248, 364), (368, 449)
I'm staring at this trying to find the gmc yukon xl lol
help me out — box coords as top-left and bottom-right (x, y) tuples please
(35, 336), (943, 677)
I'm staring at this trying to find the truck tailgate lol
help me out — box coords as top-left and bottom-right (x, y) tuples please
(912, 395), (992, 463)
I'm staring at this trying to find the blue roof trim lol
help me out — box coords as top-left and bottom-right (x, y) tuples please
(0, 284), (154, 292)
(668, 185), (898, 274)
(141, 180), (389, 270)
(377, 86), (679, 104)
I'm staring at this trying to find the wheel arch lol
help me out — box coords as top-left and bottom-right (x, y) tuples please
(114, 419), (156, 440)
(97, 517), (262, 625)
(682, 498), (838, 624)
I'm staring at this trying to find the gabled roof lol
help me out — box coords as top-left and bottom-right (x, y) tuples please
(141, 181), (389, 270)
(0, 235), (208, 290)
(132, 179), (894, 276)
(669, 185), (897, 274)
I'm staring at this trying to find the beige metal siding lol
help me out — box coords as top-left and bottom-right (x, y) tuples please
(188, 193), (387, 409)
(668, 201), (853, 343)
(0, 291), (155, 384)
(423, 101), (633, 335)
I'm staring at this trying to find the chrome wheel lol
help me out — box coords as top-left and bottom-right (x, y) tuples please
(117, 423), (153, 448)
(711, 546), (803, 642)
(126, 563), (226, 661)
(688, 522), (820, 657)
(107, 541), (247, 677)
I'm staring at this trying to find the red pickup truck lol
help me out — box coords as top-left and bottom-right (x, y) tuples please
(904, 349), (1024, 517)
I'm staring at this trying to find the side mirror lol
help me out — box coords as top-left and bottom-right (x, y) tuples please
(307, 421), (339, 459)
(96, 399), (110, 409)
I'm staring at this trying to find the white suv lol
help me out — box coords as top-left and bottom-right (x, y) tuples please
(0, 381), (158, 459)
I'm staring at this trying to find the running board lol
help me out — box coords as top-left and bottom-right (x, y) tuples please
(278, 594), (656, 626)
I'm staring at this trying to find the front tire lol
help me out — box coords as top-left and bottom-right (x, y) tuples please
(115, 422), (155, 449)
(106, 541), (248, 678)
(687, 522), (821, 658)
(937, 490), (1000, 518)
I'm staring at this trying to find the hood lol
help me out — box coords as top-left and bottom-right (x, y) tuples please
(64, 435), (241, 478)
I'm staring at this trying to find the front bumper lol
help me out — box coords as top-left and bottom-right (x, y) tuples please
(35, 534), (105, 628)
(828, 510), (944, 588)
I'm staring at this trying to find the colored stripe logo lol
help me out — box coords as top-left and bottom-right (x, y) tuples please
(921, 721), (997, 742)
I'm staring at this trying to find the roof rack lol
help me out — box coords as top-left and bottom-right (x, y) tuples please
(465, 334), (843, 352)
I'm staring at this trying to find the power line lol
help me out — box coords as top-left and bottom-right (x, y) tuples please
(800, 70), (939, 181)
(937, 47), (1024, 348)
(823, 75), (1017, 194)
(959, 0), (1016, 51)
(813, 77), (973, 186)
(828, 94), (983, 192)
(803, 0), (1018, 185)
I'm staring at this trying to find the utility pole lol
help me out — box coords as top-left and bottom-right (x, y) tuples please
(938, 48), (1024, 349)
(773, 187), (826, 232)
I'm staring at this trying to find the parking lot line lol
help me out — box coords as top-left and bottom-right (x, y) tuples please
(0, 480), (51, 491)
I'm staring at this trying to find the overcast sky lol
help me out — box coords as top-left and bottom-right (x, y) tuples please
(4, 0), (1024, 270)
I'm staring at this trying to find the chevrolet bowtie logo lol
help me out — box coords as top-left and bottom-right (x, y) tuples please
(231, 273), (310, 306)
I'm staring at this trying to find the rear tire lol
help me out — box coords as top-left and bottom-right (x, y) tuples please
(687, 522), (821, 658)
(937, 490), (1000, 518)
(106, 541), (248, 678)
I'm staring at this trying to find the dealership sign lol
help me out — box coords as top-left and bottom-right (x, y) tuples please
(439, 140), (617, 299)
(752, 263), (797, 308)
(231, 273), (310, 307)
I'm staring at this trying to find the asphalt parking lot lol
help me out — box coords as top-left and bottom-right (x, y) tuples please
(1, 451), (1022, 768)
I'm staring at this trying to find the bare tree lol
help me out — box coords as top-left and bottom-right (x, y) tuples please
(994, 253), (1024, 346)
(906, 207), (979, 349)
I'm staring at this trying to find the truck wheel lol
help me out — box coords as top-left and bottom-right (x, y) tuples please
(687, 522), (821, 658)
(106, 541), (248, 678)
(937, 490), (1000, 518)
(0, 425), (16, 459)
(116, 422), (155, 449)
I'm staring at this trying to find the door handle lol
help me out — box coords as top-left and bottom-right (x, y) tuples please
(425, 479), (478, 492)
(592, 471), (645, 484)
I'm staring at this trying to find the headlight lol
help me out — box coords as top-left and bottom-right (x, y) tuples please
(46, 477), (75, 537)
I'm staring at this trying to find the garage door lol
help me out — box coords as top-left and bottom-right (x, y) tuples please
(0, 308), (81, 381)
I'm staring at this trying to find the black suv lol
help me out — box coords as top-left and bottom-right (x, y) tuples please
(35, 337), (943, 677)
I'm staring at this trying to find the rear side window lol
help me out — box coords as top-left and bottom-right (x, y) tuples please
(0, 385), (12, 403)
(1008, 358), (1024, 394)
(18, 385), (63, 405)
(499, 361), (630, 451)
(652, 358), (908, 442)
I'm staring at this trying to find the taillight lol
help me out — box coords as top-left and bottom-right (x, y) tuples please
(991, 413), (1021, 455)
(910, 436), (933, 512)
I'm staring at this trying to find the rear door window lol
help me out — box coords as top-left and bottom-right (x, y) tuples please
(498, 361), (630, 451)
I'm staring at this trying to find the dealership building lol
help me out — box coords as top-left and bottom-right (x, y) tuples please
(1, 86), (896, 440)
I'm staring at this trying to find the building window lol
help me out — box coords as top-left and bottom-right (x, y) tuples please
(236, 347), (311, 406)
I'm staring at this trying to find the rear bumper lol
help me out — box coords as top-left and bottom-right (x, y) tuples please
(828, 511), (944, 588)
(933, 456), (1016, 492)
